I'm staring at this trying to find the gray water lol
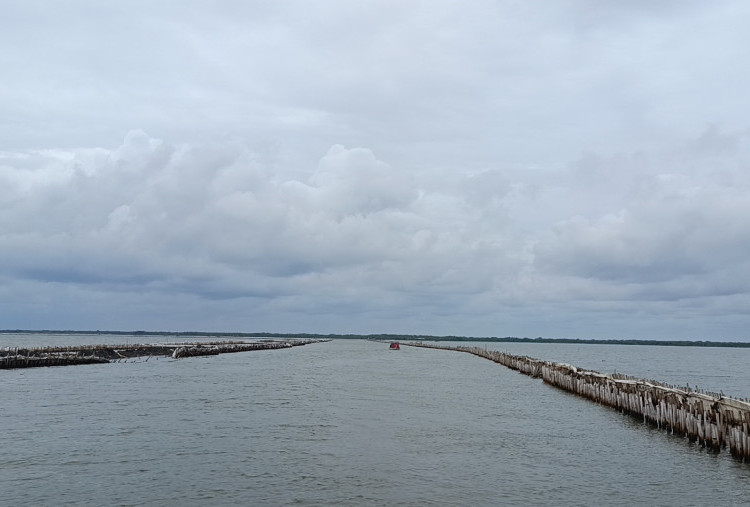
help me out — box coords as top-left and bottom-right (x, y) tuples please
(3, 337), (750, 506)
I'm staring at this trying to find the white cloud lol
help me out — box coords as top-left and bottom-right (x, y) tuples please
(2, 126), (749, 338)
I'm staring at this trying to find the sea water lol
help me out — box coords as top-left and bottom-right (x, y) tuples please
(2, 337), (750, 506)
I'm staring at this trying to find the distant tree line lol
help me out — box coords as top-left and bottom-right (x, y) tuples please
(1, 330), (749, 348)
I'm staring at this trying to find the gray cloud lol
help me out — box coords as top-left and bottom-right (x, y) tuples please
(3, 126), (750, 338)
(2, 1), (750, 338)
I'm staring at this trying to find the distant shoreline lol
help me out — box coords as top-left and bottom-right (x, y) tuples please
(1, 330), (749, 348)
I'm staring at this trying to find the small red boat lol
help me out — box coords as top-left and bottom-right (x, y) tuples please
(389, 342), (400, 350)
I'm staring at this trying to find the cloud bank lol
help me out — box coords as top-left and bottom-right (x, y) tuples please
(2, 127), (750, 338)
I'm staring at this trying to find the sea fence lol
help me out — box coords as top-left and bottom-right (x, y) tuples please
(0, 339), (329, 369)
(409, 343), (750, 462)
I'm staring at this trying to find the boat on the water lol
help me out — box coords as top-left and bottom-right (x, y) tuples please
(389, 342), (400, 350)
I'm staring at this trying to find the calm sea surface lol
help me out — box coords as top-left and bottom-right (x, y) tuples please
(3, 335), (750, 506)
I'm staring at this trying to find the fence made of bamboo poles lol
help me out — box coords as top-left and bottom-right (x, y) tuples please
(409, 343), (750, 461)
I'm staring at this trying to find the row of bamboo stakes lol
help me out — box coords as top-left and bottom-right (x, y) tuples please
(0, 339), (328, 369)
(409, 343), (750, 462)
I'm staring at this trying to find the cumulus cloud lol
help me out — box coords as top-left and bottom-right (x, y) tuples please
(2, 126), (750, 337)
(531, 129), (750, 312)
(0, 131), (506, 326)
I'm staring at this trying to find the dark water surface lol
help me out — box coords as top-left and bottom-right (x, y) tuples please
(3, 337), (750, 505)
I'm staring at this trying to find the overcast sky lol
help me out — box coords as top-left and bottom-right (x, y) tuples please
(2, 1), (750, 339)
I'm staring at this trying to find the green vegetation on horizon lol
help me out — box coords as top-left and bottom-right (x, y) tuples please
(1, 329), (749, 348)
